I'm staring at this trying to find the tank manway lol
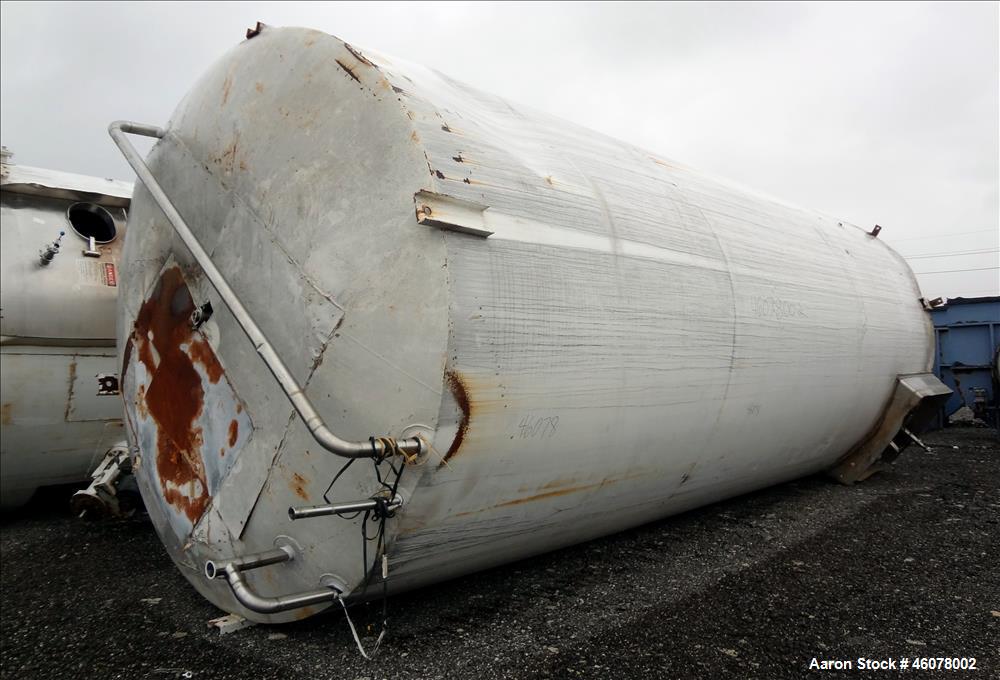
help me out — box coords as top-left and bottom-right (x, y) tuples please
(110, 22), (949, 635)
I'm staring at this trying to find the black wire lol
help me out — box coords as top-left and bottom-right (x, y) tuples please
(321, 439), (406, 651)
(323, 457), (356, 504)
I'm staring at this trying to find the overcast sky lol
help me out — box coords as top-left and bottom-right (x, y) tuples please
(2, 1), (997, 298)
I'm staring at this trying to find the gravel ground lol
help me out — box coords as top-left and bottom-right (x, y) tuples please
(2, 427), (997, 679)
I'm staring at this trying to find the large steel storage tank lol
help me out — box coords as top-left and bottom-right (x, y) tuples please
(0, 154), (132, 507)
(112, 25), (949, 623)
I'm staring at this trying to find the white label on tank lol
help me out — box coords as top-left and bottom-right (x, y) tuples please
(77, 259), (116, 286)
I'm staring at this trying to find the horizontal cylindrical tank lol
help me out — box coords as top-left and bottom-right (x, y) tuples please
(117, 26), (945, 623)
(0, 158), (132, 507)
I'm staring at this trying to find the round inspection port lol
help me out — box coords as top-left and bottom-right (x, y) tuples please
(66, 202), (117, 244)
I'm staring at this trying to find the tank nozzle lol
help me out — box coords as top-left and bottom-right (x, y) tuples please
(38, 231), (66, 266)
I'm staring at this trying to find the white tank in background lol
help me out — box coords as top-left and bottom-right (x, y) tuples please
(0, 149), (131, 508)
(111, 26), (949, 624)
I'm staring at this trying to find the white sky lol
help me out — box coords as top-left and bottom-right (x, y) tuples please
(2, 1), (997, 298)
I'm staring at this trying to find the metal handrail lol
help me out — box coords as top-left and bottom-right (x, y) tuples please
(109, 121), (424, 460)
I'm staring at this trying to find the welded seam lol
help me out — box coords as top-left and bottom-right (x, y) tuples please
(168, 132), (345, 314)
(235, 322), (341, 540)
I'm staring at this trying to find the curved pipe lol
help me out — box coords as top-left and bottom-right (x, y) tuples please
(205, 546), (340, 615)
(108, 120), (424, 460)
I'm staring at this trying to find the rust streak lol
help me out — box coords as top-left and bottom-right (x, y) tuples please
(290, 473), (310, 501)
(228, 419), (239, 447)
(438, 370), (471, 468)
(344, 43), (374, 67)
(222, 74), (233, 106)
(494, 483), (604, 508)
(335, 59), (361, 83)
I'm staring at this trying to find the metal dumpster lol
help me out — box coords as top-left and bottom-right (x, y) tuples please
(930, 296), (1000, 428)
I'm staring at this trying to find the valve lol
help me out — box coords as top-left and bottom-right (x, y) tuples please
(38, 231), (65, 266)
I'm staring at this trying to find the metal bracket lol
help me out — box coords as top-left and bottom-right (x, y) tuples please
(83, 235), (101, 258)
(108, 121), (424, 461)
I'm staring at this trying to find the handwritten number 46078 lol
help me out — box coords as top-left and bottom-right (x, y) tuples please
(517, 414), (559, 439)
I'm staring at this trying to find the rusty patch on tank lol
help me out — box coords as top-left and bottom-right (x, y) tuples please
(494, 483), (603, 508)
(1, 403), (11, 426)
(438, 370), (471, 468)
(540, 477), (578, 490)
(188, 338), (224, 384)
(228, 419), (239, 447)
(290, 473), (309, 501)
(293, 606), (316, 621)
(133, 267), (212, 525)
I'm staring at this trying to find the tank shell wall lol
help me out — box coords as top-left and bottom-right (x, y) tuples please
(118, 26), (934, 620)
(1, 175), (129, 507)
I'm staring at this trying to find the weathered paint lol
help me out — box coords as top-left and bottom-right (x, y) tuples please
(440, 370), (471, 466)
(118, 26), (941, 622)
(125, 263), (252, 539)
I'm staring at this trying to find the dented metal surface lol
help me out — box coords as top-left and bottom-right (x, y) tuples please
(1, 159), (131, 507)
(117, 25), (941, 622)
